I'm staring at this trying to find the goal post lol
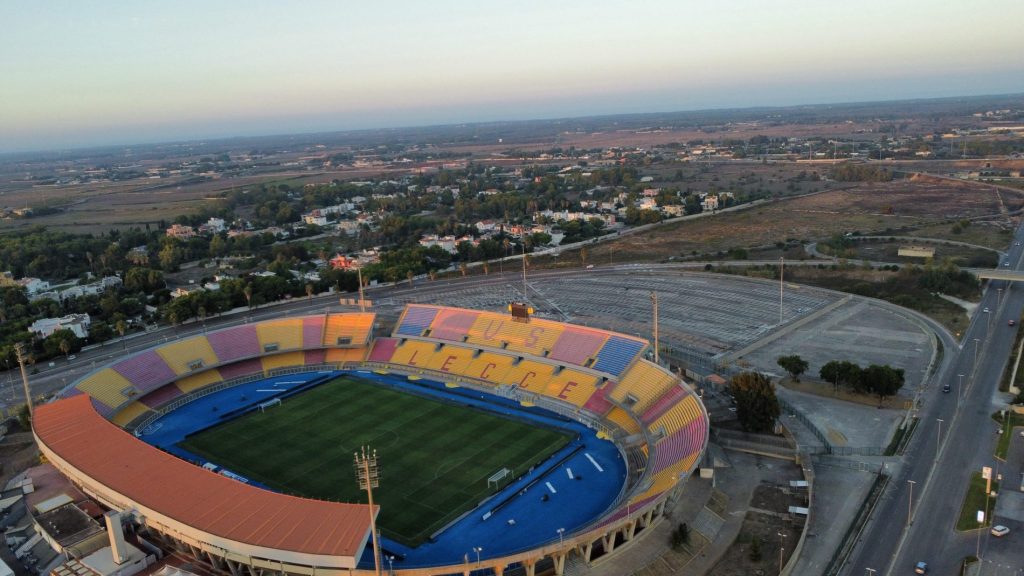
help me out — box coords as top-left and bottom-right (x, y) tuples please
(487, 467), (512, 491)
(258, 398), (282, 413)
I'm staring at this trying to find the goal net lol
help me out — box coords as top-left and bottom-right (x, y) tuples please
(487, 467), (512, 491)
(258, 398), (282, 412)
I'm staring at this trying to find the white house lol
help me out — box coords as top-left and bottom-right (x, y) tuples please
(29, 314), (91, 339)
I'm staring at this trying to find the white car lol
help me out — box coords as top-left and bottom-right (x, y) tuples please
(991, 525), (1010, 537)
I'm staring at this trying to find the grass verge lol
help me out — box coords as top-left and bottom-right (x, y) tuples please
(955, 471), (999, 531)
(992, 411), (1024, 460)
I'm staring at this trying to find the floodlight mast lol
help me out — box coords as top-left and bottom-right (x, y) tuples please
(355, 447), (381, 576)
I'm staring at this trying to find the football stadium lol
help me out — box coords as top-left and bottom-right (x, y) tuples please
(34, 305), (708, 576)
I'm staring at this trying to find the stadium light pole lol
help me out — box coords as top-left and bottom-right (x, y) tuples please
(357, 265), (366, 313)
(14, 343), (32, 420)
(650, 292), (659, 364)
(473, 546), (483, 566)
(557, 527), (565, 548)
(354, 447), (381, 576)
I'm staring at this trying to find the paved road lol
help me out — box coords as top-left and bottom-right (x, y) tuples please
(845, 229), (1024, 576)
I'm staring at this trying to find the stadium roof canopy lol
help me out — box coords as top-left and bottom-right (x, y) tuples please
(34, 395), (374, 568)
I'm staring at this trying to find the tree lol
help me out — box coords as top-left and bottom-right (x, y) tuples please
(749, 535), (763, 562)
(861, 364), (905, 405)
(16, 403), (30, 431)
(306, 283), (314, 302)
(243, 284), (253, 309)
(776, 355), (808, 381)
(580, 247), (588, 268)
(114, 316), (127, 349)
(729, 371), (780, 434)
(820, 360), (862, 393)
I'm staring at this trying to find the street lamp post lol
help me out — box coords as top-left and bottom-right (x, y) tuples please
(777, 531), (787, 575)
(958, 373), (964, 406)
(865, 569), (877, 576)
(557, 527), (565, 547)
(907, 480), (917, 527)
(974, 338), (981, 372)
(936, 419), (943, 461)
(473, 547), (483, 566)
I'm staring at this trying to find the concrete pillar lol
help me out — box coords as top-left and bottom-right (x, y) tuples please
(624, 520), (637, 541)
(655, 500), (666, 516)
(524, 558), (536, 576)
(491, 563), (504, 576)
(602, 531), (617, 554)
(205, 551), (226, 570)
(187, 544), (202, 559)
(553, 553), (566, 576)
(579, 541), (594, 563)
(643, 509), (655, 527)
(247, 563), (260, 576)
(225, 559), (243, 576)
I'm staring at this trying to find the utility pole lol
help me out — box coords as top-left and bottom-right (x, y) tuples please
(907, 479), (916, 527)
(650, 292), (659, 364)
(779, 257), (785, 326)
(14, 343), (32, 420)
(354, 447), (381, 576)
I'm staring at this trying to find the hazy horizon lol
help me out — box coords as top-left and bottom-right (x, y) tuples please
(3, 0), (1023, 154)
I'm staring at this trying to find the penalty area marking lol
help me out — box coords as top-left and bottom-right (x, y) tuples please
(546, 482), (557, 494)
(585, 453), (604, 472)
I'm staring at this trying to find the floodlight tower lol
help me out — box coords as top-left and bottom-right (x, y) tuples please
(650, 292), (659, 364)
(354, 447), (381, 576)
(14, 343), (32, 420)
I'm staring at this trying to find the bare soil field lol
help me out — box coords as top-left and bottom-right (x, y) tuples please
(563, 179), (1010, 264)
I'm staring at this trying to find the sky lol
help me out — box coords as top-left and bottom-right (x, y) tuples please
(2, 0), (1023, 153)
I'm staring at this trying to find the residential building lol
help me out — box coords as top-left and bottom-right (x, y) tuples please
(29, 314), (91, 339)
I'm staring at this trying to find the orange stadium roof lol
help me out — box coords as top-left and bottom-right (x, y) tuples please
(34, 395), (373, 559)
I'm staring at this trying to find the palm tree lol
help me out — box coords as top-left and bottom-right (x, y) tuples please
(483, 260), (489, 275)
(306, 283), (314, 302)
(243, 285), (253, 309)
(580, 247), (588, 268)
(407, 270), (414, 287)
(460, 263), (468, 277)
(59, 339), (71, 361)
(198, 306), (207, 333)
(115, 319), (127, 350)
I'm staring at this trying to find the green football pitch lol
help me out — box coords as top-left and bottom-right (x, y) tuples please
(178, 376), (575, 546)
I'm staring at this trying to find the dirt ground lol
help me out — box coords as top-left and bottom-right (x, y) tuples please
(565, 178), (1012, 264)
(710, 482), (806, 576)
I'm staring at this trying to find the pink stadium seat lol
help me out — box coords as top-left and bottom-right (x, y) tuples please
(112, 351), (177, 395)
(304, 349), (327, 365)
(650, 417), (706, 474)
(367, 337), (400, 362)
(90, 397), (115, 418)
(640, 385), (689, 425)
(549, 327), (606, 365)
(217, 358), (265, 380)
(428, 309), (480, 341)
(139, 384), (184, 409)
(207, 325), (260, 362)
(302, 316), (325, 348)
(582, 386), (614, 415)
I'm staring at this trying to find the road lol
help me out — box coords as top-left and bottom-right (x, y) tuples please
(845, 233), (1024, 575)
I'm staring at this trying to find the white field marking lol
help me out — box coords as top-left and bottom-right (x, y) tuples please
(585, 453), (604, 472)
(566, 467), (574, 479)
(546, 482), (557, 494)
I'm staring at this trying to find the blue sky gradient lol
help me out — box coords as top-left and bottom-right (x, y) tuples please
(2, 0), (1022, 152)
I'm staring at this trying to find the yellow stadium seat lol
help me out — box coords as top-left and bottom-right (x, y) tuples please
(389, 340), (438, 369)
(256, 318), (304, 351)
(424, 345), (476, 375)
(175, 369), (224, 394)
(325, 348), (366, 363)
(111, 401), (152, 427)
(504, 360), (555, 392)
(542, 369), (599, 407)
(463, 351), (517, 384)
(77, 368), (135, 408)
(261, 351), (305, 372)
(650, 395), (701, 436)
(606, 407), (642, 436)
(323, 313), (375, 346)
(464, 313), (564, 357)
(610, 361), (677, 414)
(156, 336), (219, 375)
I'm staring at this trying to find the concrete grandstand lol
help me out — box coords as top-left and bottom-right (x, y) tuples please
(34, 306), (708, 576)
